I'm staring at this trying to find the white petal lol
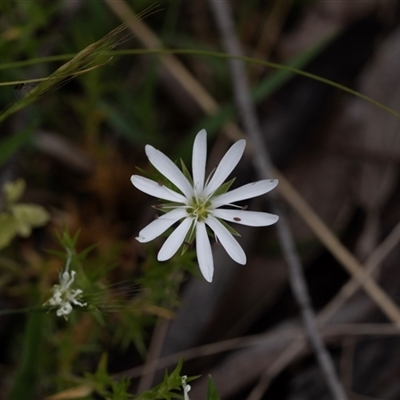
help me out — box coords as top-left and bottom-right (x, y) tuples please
(212, 179), (278, 208)
(206, 216), (246, 264)
(136, 208), (188, 243)
(131, 175), (187, 203)
(204, 139), (246, 197)
(157, 217), (193, 261)
(192, 129), (207, 194)
(145, 145), (193, 198)
(213, 209), (279, 226)
(196, 221), (214, 282)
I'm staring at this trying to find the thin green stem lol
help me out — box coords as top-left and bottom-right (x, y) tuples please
(0, 54), (74, 71)
(1, 48), (399, 120)
(0, 306), (50, 316)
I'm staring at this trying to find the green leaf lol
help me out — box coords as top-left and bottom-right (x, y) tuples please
(180, 158), (193, 185)
(55, 227), (81, 251)
(135, 359), (185, 400)
(8, 312), (44, 400)
(217, 218), (240, 237)
(207, 376), (221, 400)
(94, 353), (110, 382)
(0, 213), (19, 249)
(12, 204), (51, 236)
(212, 177), (236, 197)
(86, 353), (134, 399)
(180, 221), (196, 256)
(3, 178), (26, 205)
(0, 179), (50, 249)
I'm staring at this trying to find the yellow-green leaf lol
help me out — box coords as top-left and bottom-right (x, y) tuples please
(3, 179), (26, 205)
(12, 204), (51, 237)
(0, 213), (18, 249)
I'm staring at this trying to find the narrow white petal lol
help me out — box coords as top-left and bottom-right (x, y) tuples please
(131, 175), (187, 203)
(213, 209), (279, 226)
(204, 139), (246, 197)
(157, 217), (193, 261)
(206, 216), (246, 264)
(136, 208), (188, 243)
(192, 129), (207, 194)
(196, 221), (214, 282)
(212, 179), (278, 208)
(145, 145), (193, 198)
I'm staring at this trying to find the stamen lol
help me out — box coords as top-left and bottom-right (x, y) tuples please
(224, 203), (242, 209)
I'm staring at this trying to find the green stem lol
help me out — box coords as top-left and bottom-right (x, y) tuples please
(0, 306), (50, 316)
(8, 312), (44, 399)
(1, 48), (399, 120)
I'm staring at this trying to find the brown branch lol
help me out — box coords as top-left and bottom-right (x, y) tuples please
(116, 322), (400, 382)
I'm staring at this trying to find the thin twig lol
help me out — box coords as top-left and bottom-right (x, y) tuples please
(247, 338), (307, 400)
(116, 322), (400, 382)
(137, 318), (169, 392)
(207, 1), (347, 399)
(275, 170), (400, 324)
(340, 337), (357, 394)
(320, 218), (400, 323)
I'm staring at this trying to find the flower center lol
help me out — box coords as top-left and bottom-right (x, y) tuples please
(187, 196), (210, 221)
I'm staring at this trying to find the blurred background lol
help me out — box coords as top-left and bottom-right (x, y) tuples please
(2, 1), (400, 399)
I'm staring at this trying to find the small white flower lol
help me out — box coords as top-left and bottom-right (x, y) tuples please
(46, 270), (87, 319)
(131, 129), (279, 282)
(181, 375), (191, 400)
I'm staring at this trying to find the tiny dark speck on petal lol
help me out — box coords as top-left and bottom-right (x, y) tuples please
(234, 217), (241, 221)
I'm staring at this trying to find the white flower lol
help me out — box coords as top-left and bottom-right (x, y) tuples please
(131, 129), (279, 282)
(46, 270), (87, 319)
(181, 375), (191, 400)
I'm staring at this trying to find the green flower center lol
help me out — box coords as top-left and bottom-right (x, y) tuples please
(187, 196), (211, 221)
